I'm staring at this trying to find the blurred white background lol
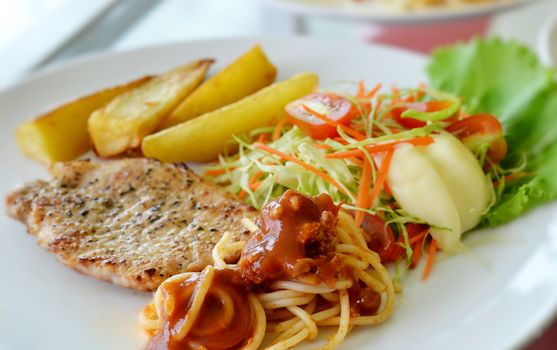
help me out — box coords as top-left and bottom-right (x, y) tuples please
(1, 0), (556, 88)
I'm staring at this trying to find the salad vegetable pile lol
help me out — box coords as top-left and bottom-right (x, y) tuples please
(206, 38), (557, 279)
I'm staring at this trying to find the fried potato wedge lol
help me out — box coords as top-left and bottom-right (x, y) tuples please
(88, 59), (213, 157)
(142, 72), (319, 163)
(16, 76), (151, 164)
(161, 45), (277, 128)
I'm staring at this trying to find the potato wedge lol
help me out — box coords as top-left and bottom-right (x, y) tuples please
(16, 76), (151, 164)
(142, 72), (319, 163)
(88, 59), (213, 157)
(161, 45), (277, 129)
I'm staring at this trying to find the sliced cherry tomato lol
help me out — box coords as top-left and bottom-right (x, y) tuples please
(406, 223), (429, 237)
(388, 241), (405, 262)
(391, 100), (457, 129)
(386, 223), (428, 263)
(359, 212), (395, 262)
(285, 92), (358, 140)
(445, 113), (508, 163)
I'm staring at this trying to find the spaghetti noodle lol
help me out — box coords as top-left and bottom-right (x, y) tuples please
(141, 190), (395, 350)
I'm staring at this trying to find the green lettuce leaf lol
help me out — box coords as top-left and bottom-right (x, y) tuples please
(427, 37), (557, 226)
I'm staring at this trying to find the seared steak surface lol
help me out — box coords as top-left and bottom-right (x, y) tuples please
(6, 159), (255, 291)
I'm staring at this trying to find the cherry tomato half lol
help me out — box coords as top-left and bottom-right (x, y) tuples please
(285, 92), (358, 140)
(445, 113), (508, 164)
(386, 223), (428, 263)
(359, 212), (395, 262)
(391, 100), (457, 129)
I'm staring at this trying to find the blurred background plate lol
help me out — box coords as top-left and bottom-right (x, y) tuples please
(265, 0), (536, 24)
(264, 0), (541, 52)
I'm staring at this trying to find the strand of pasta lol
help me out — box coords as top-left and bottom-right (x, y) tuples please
(242, 217), (260, 233)
(338, 211), (368, 249)
(273, 304), (341, 336)
(244, 294), (267, 350)
(286, 306), (318, 340)
(260, 295), (316, 309)
(139, 302), (161, 337)
(317, 290), (351, 350)
(266, 329), (311, 350)
(212, 231), (245, 269)
(258, 290), (308, 302)
(269, 280), (352, 294)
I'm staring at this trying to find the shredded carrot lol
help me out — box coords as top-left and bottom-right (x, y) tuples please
(347, 157), (364, 167)
(387, 126), (401, 134)
(273, 119), (288, 141)
(383, 181), (393, 197)
(403, 95), (415, 103)
(253, 143), (349, 196)
(256, 133), (270, 144)
(303, 105), (366, 141)
(365, 83), (382, 99)
(418, 83), (427, 93)
(204, 168), (232, 176)
(248, 171), (264, 191)
(357, 80), (366, 98)
(422, 239), (437, 281)
(410, 228), (429, 268)
(411, 85), (426, 102)
(390, 86), (402, 104)
(355, 157), (373, 226)
(238, 190), (247, 199)
(249, 171), (263, 185)
(410, 240), (423, 269)
(408, 229), (429, 246)
(372, 99), (384, 120)
(332, 137), (349, 144)
(493, 172), (535, 187)
(367, 150), (393, 207)
(313, 143), (332, 150)
(326, 136), (433, 159)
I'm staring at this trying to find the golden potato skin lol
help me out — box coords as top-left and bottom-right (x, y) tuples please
(16, 76), (151, 164)
(161, 45), (277, 129)
(88, 59), (213, 157)
(142, 72), (318, 163)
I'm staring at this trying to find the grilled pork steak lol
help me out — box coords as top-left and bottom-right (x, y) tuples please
(5, 158), (256, 291)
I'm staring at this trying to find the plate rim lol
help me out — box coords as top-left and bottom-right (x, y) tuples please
(1, 35), (427, 95)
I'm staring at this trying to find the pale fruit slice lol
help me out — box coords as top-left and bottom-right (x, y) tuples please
(387, 143), (462, 252)
(423, 132), (492, 232)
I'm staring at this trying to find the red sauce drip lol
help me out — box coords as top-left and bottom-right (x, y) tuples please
(146, 269), (253, 350)
(239, 190), (340, 284)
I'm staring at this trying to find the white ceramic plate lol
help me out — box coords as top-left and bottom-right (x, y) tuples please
(264, 0), (536, 24)
(538, 13), (557, 66)
(1, 37), (557, 350)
